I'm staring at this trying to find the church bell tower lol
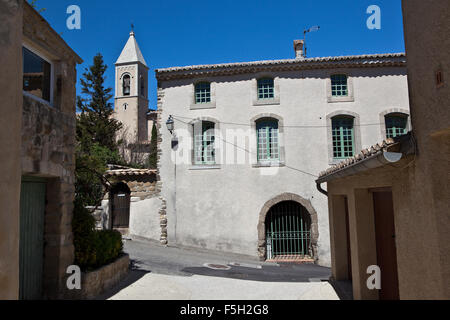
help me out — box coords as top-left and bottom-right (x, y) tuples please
(114, 30), (149, 143)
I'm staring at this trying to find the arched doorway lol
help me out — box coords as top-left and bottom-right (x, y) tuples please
(257, 193), (319, 261)
(110, 183), (131, 229)
(265, 201), (312, 260)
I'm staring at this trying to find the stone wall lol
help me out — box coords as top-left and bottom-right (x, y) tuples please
(0, 0), (23, 300)
(101, 172), (165, 243)
(20, 2), (82, 299)
(72, 254), (130, 300)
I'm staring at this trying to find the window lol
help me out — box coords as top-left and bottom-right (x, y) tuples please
(195, 82), (211, 104)
(23, 47), (51, 102)
(257, 78), (275, 100)
(257, 119), (279, 162)
(385, 114), (408, 139)
(332, 116), (355, 159)
(331, 74), (348, 97)
(140, 75), (145, 97)
(123, 75), (131, 96)
(194, 121), (215, 165)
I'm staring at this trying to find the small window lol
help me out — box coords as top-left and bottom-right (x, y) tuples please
(140, 75), (145, 97)
(331, 74), (348, 97)
(257, 78), (275, 100)
(194, 121), (215, 165)
(23, 47), (51, 102)
(436, 70), (444, 87)
(332, 116), (355, 159)
(385, 114), (408, 139)
(195, 82), (211, 104)
(123, 74), (131, 96)
(257, 119), (279, 162)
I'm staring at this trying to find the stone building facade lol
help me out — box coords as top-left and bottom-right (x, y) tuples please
(0, 1), (82, 299)
(99, 167), (165, 243)
(317, 0), (449, 299)
(153, 44), (410, 266)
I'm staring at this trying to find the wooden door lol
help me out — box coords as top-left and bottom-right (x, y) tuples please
(112, 193), (130, 228)
(372, 191), (399, 300)
(19, 178), (46, 300)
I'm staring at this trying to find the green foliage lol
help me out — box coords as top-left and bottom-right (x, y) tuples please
(72, 200), (98, 269)
(75, 53), (125, 207)
(147, 123), (158, 169)
(77, 54), (123, 154)
(72, 199), (123, 271)
(73, 53), (124, 271)
(28, 0), (46, 13)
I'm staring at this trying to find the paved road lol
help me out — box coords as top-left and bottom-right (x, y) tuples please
(100, 238), (339, 300)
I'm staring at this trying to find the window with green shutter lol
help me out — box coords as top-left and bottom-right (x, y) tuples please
(195, 82), (211, 104)
(332, 116), (355, 159)
(331, 74), (348, 97)
(257, 120), (279, 162)
(194, 121), (215, 165)
(257, 78), (275, 100)
(385, 114), (408, 139)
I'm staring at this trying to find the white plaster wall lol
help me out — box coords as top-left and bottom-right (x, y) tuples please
(129, 197), (163, 241)
(159, 67), (410, 267)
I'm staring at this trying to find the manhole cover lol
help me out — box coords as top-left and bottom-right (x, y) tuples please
(203, 263), (231, 270)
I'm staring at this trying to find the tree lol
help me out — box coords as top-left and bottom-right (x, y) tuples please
(75, 53), (124, 206)
(148, 123), (158, 169)
(77, 53), (123, 155)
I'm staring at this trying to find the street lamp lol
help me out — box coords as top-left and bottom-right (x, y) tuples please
(166, 115), (174, 134)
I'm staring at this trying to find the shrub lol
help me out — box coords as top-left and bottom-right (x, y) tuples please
(72, 199), (123, 271)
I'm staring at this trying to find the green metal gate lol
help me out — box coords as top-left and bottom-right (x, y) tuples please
(19, 177), (46, 300)
(265, 201), (312, 259)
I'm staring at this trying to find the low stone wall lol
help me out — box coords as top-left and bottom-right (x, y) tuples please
(76, 254), (130, 300)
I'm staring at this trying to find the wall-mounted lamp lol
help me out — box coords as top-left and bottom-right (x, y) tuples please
(166, 115), (174, 134)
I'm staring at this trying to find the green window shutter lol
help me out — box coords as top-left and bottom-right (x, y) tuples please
(257, 120), (279, 162)
(195, 82), (211, 104)
(257, 78), (275, 100)
(385, 115), (408, 139)
(194, 121), (215, 165)
(332, 117), (355, 160)
(331, 74), (348, 97)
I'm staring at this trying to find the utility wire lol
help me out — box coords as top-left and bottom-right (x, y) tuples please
(172, 117), (319, 178)
(171, 114), (384, 129)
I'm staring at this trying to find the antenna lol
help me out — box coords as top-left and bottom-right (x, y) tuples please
(303, 26), (320, 58)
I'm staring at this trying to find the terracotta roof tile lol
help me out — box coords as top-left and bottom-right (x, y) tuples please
(318, 138), (397, 178)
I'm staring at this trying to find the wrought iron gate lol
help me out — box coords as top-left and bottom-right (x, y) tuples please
(112, 193), (130, 228)
(265, 201), (312, 259)
(19, 177), (46, 300)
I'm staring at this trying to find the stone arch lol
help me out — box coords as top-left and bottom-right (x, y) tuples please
(257, 193), (319, 262)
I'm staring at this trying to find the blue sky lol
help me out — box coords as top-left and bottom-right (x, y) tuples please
(34, 0), (405, 110)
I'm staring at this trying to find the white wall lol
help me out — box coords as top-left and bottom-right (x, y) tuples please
(158, 66), (410, 267)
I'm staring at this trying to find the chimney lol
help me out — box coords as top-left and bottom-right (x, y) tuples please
(294, 40), (305, 59)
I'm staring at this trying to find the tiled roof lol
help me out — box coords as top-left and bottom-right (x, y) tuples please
(155, 53), (406, 80)
(318, 138), (398, 179)
(105, 165), (156, 177)
(116, 31), (148, 67)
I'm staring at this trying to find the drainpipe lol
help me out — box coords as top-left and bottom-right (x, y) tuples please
(316, 182), (328, 197)
(315, 151), (404, 197)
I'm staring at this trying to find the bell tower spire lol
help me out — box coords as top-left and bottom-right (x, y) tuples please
(114, 29), (149, 145)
